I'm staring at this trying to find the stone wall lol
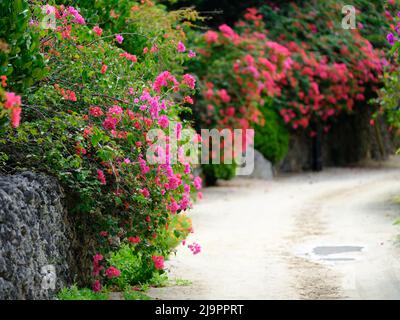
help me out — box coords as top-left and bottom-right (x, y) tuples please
(0, 172), (87, 300)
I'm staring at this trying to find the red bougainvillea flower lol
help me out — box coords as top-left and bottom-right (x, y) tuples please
(89, 106), (103, 117)
(152, 255), (165, 270)
(97, 169), (106, 185)
(128, 236), (140, 244)
(93, 25), (103, 36)
(105, 266), (121, 279)
(92, 280), (102, 292)
(0, 75), (7, 87)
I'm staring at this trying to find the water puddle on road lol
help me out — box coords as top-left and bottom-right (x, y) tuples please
(313, 246), (363, 256)
(296, 244), (365, 264)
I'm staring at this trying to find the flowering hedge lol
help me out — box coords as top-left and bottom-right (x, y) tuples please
(1, 1), (202, 293)
(259, 2), (384, 135)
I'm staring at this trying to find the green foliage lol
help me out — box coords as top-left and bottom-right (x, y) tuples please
(254, 107), (289, 164)
(123, 288), (151, 300)
(106, 244), (157, 288)
(0, 0), (45, 93)
(58, 285), (109, 300)
(201, 163), (236, 185)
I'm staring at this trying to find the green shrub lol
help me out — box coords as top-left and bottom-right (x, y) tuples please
(254, 107), (289, 164)
(201, 163), (236, 185)
(106, 244), (156, 288)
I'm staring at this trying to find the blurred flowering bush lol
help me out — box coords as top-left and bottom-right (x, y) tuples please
(260, 2), (384, 136)
(1, 1), (202, 292)
(189, 9), (292, 179)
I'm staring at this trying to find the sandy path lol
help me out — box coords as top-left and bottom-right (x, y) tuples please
(149, 161), (400, 300)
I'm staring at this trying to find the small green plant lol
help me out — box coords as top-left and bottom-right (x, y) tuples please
(58, 285), (109, 300)
(172, 278), (192, 286)
(148, 271), (169, 288)
(123, 289), (151, 300)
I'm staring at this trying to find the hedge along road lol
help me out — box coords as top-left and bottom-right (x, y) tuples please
(149, 157), (400, 300)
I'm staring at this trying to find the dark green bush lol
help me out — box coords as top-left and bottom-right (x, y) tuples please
(254, 107), (289, 165)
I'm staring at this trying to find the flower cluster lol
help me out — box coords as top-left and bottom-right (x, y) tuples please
(0, 76), (22, 128)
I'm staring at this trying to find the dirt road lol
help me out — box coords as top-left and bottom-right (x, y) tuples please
(149, 161), (400, 299)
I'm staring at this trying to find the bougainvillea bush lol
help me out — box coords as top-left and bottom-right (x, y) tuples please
(189, 9), (292, 180)
(0, 1), (202, 294)
(259, 2), (384, 136)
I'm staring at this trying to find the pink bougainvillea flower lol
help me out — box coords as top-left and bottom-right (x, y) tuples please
(103, 116), (118, 130)
(92, 280), (102, 292)
(4, 92), (21, 109)
(167, 200), (180, 214)
(11, 107), (21, 128)
(105, 266), (121, 279)
(115, 34), (124, 44)
(97, 169), (106, 185)
(93, 25), (103, 36)
(108, 105), (123, 116)
(177, 41), (186, 53)
(93, 253), (104, 263)
(188, 50), (196, 58)
(193, 176), (202, 190)
(120, 52), (137, 62)
(153, 71), (179, 92)
(152, 255), (165, 270)
(140, 188), (150, 198)
(217, 89), (231, 103)
(188, 242), (201, 255)
(183, 96), (194, 104)
(157, 115), (169, 128)
(182, 74), (196, 89)
(150, 45), (159, 53)
(204, 30), (219, 44)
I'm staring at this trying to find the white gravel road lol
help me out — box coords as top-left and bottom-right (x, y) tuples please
(149, 158), (400, 300)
